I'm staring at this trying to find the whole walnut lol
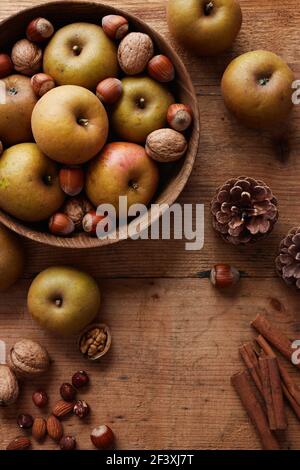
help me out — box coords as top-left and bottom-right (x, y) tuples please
(0, 365), (19, 406)
(62, 196), (94, 231)
(11, 39), (42, 76)
(145, 128), (187, 162)
(118, 32), (154, 75)
(9, 339), (50, 379)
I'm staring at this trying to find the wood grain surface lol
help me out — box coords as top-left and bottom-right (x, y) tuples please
(1, 0), (300, 450)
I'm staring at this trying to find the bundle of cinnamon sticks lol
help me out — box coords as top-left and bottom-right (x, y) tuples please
(231, 314), (300, 450)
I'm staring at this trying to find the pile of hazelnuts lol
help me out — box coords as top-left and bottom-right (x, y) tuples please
(8, 370), (115, 451)
(0, 14), (193, 238)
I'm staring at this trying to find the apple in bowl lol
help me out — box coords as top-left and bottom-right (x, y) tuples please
(86, 142), (159, 215)
(31, 85), (109, 165)
(43, 22), (119, 90)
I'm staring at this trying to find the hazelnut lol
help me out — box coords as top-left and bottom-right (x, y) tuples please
(102, 15), (129, 40)
(0, 364), (19, 406)
(0, 54), (13, 79)
(210, 264), (240, 289)
(17, 414), (33, 429)
(9, 339), (50, 379)
(118, 32), (154, 75)
(82, 211), (107, 236)
(62, 196), (94, 231)
(73, 400), (90, 419)
(96, 78), (122, 105)
(167, 103), (193, 132)
(60, 383), (76, 402)
(11, 39), (42, 76)
(26, 17), (54, 42)
(90, 425), (115, 450)
(147, 55), (175, 83)
(59, 167), (85, 196)
(32, 389), (48, 408)
(145, 128), (188, 162)
(31, 73), (55, 97)
(72, 370), (89, 389)
(59, 435), (77, 451)
(49, 213), (75, 236)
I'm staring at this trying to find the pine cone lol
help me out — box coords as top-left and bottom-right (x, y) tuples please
(211, 176), (278, 245)
(276, 227), (300, 289)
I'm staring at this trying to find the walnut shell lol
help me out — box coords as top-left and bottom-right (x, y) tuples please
(118, 32), (154, 75)
(145, 128), (188, 162)
(0, 365), (19, 406)
(11, 39), (42, 76)
(9, 339), (50, 379)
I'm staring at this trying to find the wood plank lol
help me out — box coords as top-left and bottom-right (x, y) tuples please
(1, 278), (300, 450)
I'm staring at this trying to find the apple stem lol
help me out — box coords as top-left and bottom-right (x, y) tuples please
(78, 118), (89, 127)
(258, 77), (270, 86)
(55, 298), (63, 307)
(72, 45), (82, 56)
(44, 175), (53, 186)
(204, 1), (214, 15)
(138, 97), (146, 109)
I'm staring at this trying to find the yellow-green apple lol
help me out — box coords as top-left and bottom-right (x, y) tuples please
(0, 75), (37, 146)
(43, 22), (118, 90)
(0, 143), (64, 222)
(167, 0), (242, 56)
(86, 142), (159, 214)
(31, 85), (109, 164)
(27, 266), (101, 336)
(0, 225), (24, 291)
(111, 76), (174, 144)
(221, 50), (295, 129)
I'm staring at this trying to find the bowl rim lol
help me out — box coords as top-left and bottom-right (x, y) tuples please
(0, 0), (200, 249)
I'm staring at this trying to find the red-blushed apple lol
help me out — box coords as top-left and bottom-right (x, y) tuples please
(27, 266), (101, 336)
(167, 0), (242, 56)
(85, 142), (159, 215)
(31, 85), (109, 165)
(221, 50), (295, 129)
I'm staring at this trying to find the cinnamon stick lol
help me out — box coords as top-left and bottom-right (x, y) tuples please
(239, 342), (263, 395)
(256, 335), (300, 420)
(251, 314), (299, 368)
(259, 356), (287, 430)
(231, 370), (280, 450)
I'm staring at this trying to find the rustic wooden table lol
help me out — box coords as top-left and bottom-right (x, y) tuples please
(1, 0), (300, 450)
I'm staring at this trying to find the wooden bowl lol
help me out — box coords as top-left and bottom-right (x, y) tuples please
(0, 1), (200, 248)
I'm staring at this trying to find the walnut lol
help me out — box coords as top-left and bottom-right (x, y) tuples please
(0, 365), (19, 406)
(9, 339), (50, 379)
(62, 196), (94, 231)
(118, 32), (154, 75)
(11, 39), (42, 76)
(145, 128), (188, 162)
